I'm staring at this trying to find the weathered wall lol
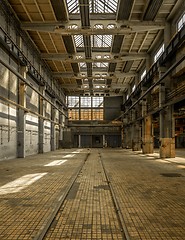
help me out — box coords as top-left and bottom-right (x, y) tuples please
(0, 3), (66, 161)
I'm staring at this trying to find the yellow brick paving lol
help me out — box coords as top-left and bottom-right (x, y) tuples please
(0, 149), (86, 240)
(101, 149), (185, 240)
(44, 150), (123, 240)
(0, 148), (185, 240)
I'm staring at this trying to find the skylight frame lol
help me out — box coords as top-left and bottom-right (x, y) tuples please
(89, 0), (118, 14)
(66, 0), (118, 14)
(92, 35), (113, 48)
(73, 35), (84, 48)
(66, 0), (80, 13)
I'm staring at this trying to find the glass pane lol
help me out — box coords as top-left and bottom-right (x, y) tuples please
(92, 97), (104, 107)
(68, 96), (79, 107)
(81, 96), (91, 107)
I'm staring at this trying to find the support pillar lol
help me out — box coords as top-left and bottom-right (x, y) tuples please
(38, 85), (45, 153)
(17, 67), (27, 158)
(51, 98), (56, 151)
(78, 134), (81, 148)
(132, 122), (141, 151)
(142, 115), (154, 154)
(125, 126), (132, 148)
(159, 106), (175, 158)
(59, 110), (64, 148)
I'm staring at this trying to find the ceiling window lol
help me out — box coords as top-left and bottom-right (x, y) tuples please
(66, 0), (118, 14)
(79, 62), (86, 69)
(177, 12), (185, 32)
(92, 35), (113, 48)
(74, 35), (84, 47)
(93, 62), (109, 68)
(89, 0), (118, 13)
(94, 24), (104, 29)
(154, 44), (164, 63)
(66, 0), (79, 13)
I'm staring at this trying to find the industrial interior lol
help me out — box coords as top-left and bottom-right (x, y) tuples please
(0, 0), (185, 239)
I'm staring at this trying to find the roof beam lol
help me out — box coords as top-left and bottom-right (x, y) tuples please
(142, 0), (163, 21)
(50, 0), (69, 21)
(117, 0), (135, 20)
(60, 84), (128, 90)
(21, 21), (165, 34)
(53, 72), (136, 79)
(41, 53), (147, 62)
(69, 13), (116, 20)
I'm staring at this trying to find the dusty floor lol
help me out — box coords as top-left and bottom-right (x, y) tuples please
(0, 148), (185, 239)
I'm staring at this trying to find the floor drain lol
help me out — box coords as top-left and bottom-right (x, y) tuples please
(160, 173), (183, 177)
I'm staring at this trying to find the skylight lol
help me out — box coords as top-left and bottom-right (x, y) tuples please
(79, 62), (86, 69)
(74, 35), (84, 47)
(66, 0), (118, 14)
(89, 0), (118, 13)
(92, 35), (113, 48)
(93, 62), (109, 68)
(66, 0), (80, 13)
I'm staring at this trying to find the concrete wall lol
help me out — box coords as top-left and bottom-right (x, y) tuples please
(0, 103), (17, 160)
(0, 3), (66, 161)
(69, 125), (121, 148)
(104, 96), (123, 121)
(25, 114), (39, 156)
(0, 57), (18, 160)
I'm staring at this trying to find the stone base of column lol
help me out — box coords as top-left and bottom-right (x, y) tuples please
(160, 138), (175, 158)
(142, 140), (153, 154)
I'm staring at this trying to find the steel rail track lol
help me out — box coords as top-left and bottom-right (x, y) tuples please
(33, 152), (90, 240)
(99, 152), (131, 240)
(33, 150), (130, 240)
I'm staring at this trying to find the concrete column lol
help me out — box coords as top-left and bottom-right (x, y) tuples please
(159, 83), (165, 108)
(142, 115), (154, 154)
(103, 134), (106, 148)
(51, 98), (56, 151)
(125, 126), (132, 148)
(59, 110), (64, 148)
(122, 113), (127, 148)
(132, 122), (141, 151)
(158, 66), (175, 158)
(78, 134), (81, 148)
(17, 67), (27, 158)
(159, 106), (175, 158)
(38, 85), (45, 153)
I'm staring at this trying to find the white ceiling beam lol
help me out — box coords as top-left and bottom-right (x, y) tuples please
(21, 20), (165, 28)
(21, 20), (165, 35)
(61, 84), (128, 90)
(41, 53), (147, 62)
(53, 72), (136, 78)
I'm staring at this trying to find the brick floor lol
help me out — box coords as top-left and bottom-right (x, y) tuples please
(44, 150), (123, 240)
(0, 148), (185, 239)
(101, 149), (185, 240)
